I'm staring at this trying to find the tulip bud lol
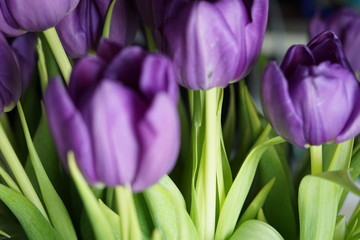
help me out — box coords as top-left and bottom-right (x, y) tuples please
(261, 31), (360, 147)
(0, 33), (36, 112)
(162, 0), (268, 90)
(56, 0), (139, 58)
(44, 40), (180, 191)
(309, 8), (360, 74)
(0, 0), (79, 36)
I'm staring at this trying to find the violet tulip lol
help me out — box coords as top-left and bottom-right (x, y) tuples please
(162, 0), (268, 90)
(0, 0), (79, 36)
(310, 8), (360, 73)
(0, 33), (36, 113)
(261, 31), (360, 147)
(56, 0), (138, 58)
(45, 40), (180, 191)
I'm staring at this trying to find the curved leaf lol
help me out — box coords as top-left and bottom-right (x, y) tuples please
(229, 220), (284, 240)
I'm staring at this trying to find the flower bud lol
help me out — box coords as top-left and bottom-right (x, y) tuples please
(309, 8), (360, 73)
(162, 0), (268, 90)
(0, 0), (79, 35)
(56, 0), (139, 58)
(261, 31), (360, 147)
(45, 40), (180, 191)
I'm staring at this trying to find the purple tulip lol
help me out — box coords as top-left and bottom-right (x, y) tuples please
(262, 31), (360, 147)
(309, 8), (360, 73)
(56, 0), (139, 58)
(161, 0), (268, 90)
(0, 33), (36, 113)
(44, 40), (180, 191)
(0, 0), (79, 36)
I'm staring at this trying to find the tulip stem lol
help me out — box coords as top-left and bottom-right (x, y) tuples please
(145, 26), (156, 52)
(115, 185), (141, 240)
(197, 88), (219, 240)
(310, 145), (322, 174)
(43, 27), (72, 83)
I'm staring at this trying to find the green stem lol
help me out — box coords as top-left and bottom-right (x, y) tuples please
(102, 0), (117, 38)
(0, 122), (48, 220)
(202, 88), (219, 240)
(145, 26), (156, 52)
(310, 145), (323, 175)
(43, 28), (72, 83)
(115, 186), (141, 240)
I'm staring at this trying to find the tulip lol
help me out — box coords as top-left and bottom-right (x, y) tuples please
(0, 33), (36, 113)
(162, 0), (268, 90)
(56, 0), (139, 58)
(0, 0), (79, 36)
(261, 31), (360, 147)
(44, 40), (180, 191)
(309, 8), (360, 73)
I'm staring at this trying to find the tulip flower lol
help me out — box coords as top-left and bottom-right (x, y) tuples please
(56, 0), (139, 58)
(0, 0), (79, 36)
(309, 8), (360, 73)
(162, 0), (268, 90)
(44, 40), (180, 191)
(261, 31), (360, 147)
(0, 33), (36, 113)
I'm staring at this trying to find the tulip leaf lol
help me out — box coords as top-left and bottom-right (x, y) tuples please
(327, 139), (353, 171)
(144, 176), (199, 240)
(102, 0), (117, 38)
(98, 200), (121, 239)
(314, 170), (360, 195)
(0, 167), (21, 193)
(238, 178), (276, 225)
(333, 216), (346, 240)
(347, 201), (360, 238)
(68, 152), (115, 240)
(299, 175), (342, 240)
(215, 136), (285, 240)
(0, 229), (10, 239)
(18, 103), (77, 240)
(229, 220), (284, 240)
(0, 184), (59, 240)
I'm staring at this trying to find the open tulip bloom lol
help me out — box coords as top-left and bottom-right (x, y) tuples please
(1, 1), (360, 240)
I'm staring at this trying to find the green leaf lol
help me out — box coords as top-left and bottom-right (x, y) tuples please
(98, 200), (121, 239)
(238, 178), (276, 225)
(299, 176), (342, 240)
(144, 176), (199, 240)
(18, 103), (77, 240)
(229, 220), (284, 240)
(215, 137), (285, 240)
(327, 139), (353, 171)
(68, 153), (115, 240)
(314, 170), (360, 196)
(333, 216), (346, 240)
(0, 184), (59, 240)
(0, 167), (21, 193)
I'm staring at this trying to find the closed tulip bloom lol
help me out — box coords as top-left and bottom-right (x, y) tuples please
(0, 0), (79, 36)
(262, 31), (360, 147)
(309, 8), (360, 73)
(45, 40), (180, 191)
(0, 33), (36, 112)
(56, 0), (138, 58)
(163, 0), (268, 90)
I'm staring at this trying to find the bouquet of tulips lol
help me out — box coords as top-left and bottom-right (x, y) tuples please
(1, 0), (360, 239)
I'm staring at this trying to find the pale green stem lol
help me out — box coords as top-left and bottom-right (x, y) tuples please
(43, 28), (72, 83)
(0, 123), (49, 220)
(115, 186), (141, 240)
(202, 88), (219, 240)
(310, 145), (323, 175)
(0, 166), (21, 193)
(36, 38), (49, 91)
(102, 0), (117, 38)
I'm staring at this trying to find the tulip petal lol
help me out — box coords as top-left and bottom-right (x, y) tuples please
(140, 54), (178, 102)
(44, 78), (96, 183)
(165, 2), (240, 90)
(261, 61), (306, 147)
(11, 33), (37, 90)
(3, 0), (79, 32)
(82, 80), (145, 186)
(280, 45), (315, 78)
(289, 62), (357, 145)
(0, 34), (21, 111)
(132, 93), (180, 192)
(69, 56), (106, 107)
